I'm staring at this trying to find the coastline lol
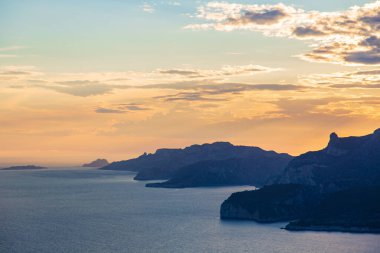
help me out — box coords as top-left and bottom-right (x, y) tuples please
(284, 225), (380, 234)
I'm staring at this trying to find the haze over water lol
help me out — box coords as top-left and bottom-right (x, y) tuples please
(1, 168), (378, 253)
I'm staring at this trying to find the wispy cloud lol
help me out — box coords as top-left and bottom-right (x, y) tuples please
(152, 82), (303, 102)
(301, 68), (380, 89)
(0, 45), (27, 58)
(0, 64), (285, 97)
(0, 46), (26, 52)
(0, 54), (19, 58)
(157, 64), (280, 78)
(43, 81), (116, 97)
(95, 103), (150, 114)
(95, 107), (126, 114)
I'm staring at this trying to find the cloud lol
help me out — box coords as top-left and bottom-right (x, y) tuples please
(167, 1), (181, 6)
(0, 65), (300, 107)
(0, 71), (33, 76)
(185, 2), (301, 32)
(0, 64), (285, 97)
(158, 69), (202, 77)
(149, 82), (301, 92)
(153, 82), (303, 102)
(95, 103), (150, 114)
(270, 96), (380, 123)
(142, 3), (155, 13)
(0, 45), (27, 58)
(0, 54), (19, 58)
(186, 1), (380, 66)
(37, 81), (115, 97)
(227, 8), (289, 25)
(0, 46), (26, 51)
(155, 92), (227, 102)
(301, 69), (380, 89)
(330, 83), (380, 89)
(293, 26), (326, 37)
(95, 107), (125, 114)
(117, 103), (150, 111)
(0, 66), (42, 81)
(157, 64), (280, 79)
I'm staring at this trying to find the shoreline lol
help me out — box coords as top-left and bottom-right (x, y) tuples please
(285, 225), (380, 234)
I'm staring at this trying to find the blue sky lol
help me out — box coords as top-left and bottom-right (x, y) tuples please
(0, 0), (374, 72)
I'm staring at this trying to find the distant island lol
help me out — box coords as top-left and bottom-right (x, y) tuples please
(101, 142), (293, 188)
(1, 165), (46, 170)
(220, 128), (380, 233)
(82, 159), (109, 167)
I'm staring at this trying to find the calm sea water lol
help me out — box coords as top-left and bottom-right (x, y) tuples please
(0, 168), (379, 253)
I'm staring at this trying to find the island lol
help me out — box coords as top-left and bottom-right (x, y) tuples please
(82, 159), (109, 167)
(1, 165), (46, 170)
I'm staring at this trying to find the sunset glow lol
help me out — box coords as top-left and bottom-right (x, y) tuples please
(1, 0), (380, 166)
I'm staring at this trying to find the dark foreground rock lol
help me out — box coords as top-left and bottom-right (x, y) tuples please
(1, 165), (46, 170)
(218, 128), (380, 233)
(221, 184), (380, 233)
(285, 187), (380, 233)
(220, 184), (320, 222)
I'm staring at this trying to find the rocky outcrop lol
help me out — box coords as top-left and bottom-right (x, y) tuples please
(82, 159), (109, 167)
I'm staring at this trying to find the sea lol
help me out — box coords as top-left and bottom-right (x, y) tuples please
(0, 168), (379, 253)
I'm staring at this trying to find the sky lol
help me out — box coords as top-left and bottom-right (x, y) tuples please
(1, 0), (380, 166)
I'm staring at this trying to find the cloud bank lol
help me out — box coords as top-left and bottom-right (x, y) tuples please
(186, 1), (380, 66)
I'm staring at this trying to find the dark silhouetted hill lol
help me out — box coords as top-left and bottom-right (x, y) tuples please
(101, 142), (293, 183)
